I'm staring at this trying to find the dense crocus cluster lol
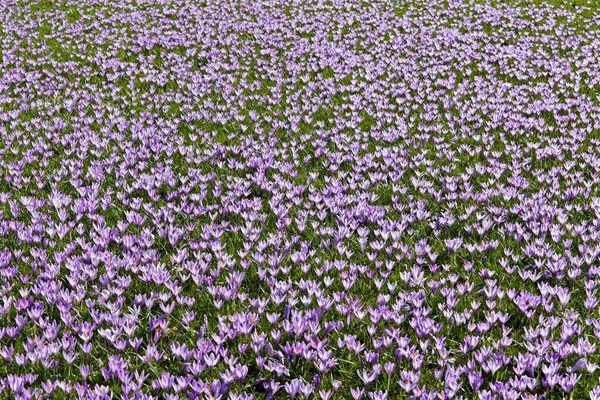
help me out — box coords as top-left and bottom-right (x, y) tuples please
(1, 0), (600, 398)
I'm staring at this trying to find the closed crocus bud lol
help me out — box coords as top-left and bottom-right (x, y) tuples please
(332, 380), (342, 391)
(384, 362), (395, 376)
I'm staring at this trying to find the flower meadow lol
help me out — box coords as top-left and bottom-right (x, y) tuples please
(2, 0), (600, 398)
